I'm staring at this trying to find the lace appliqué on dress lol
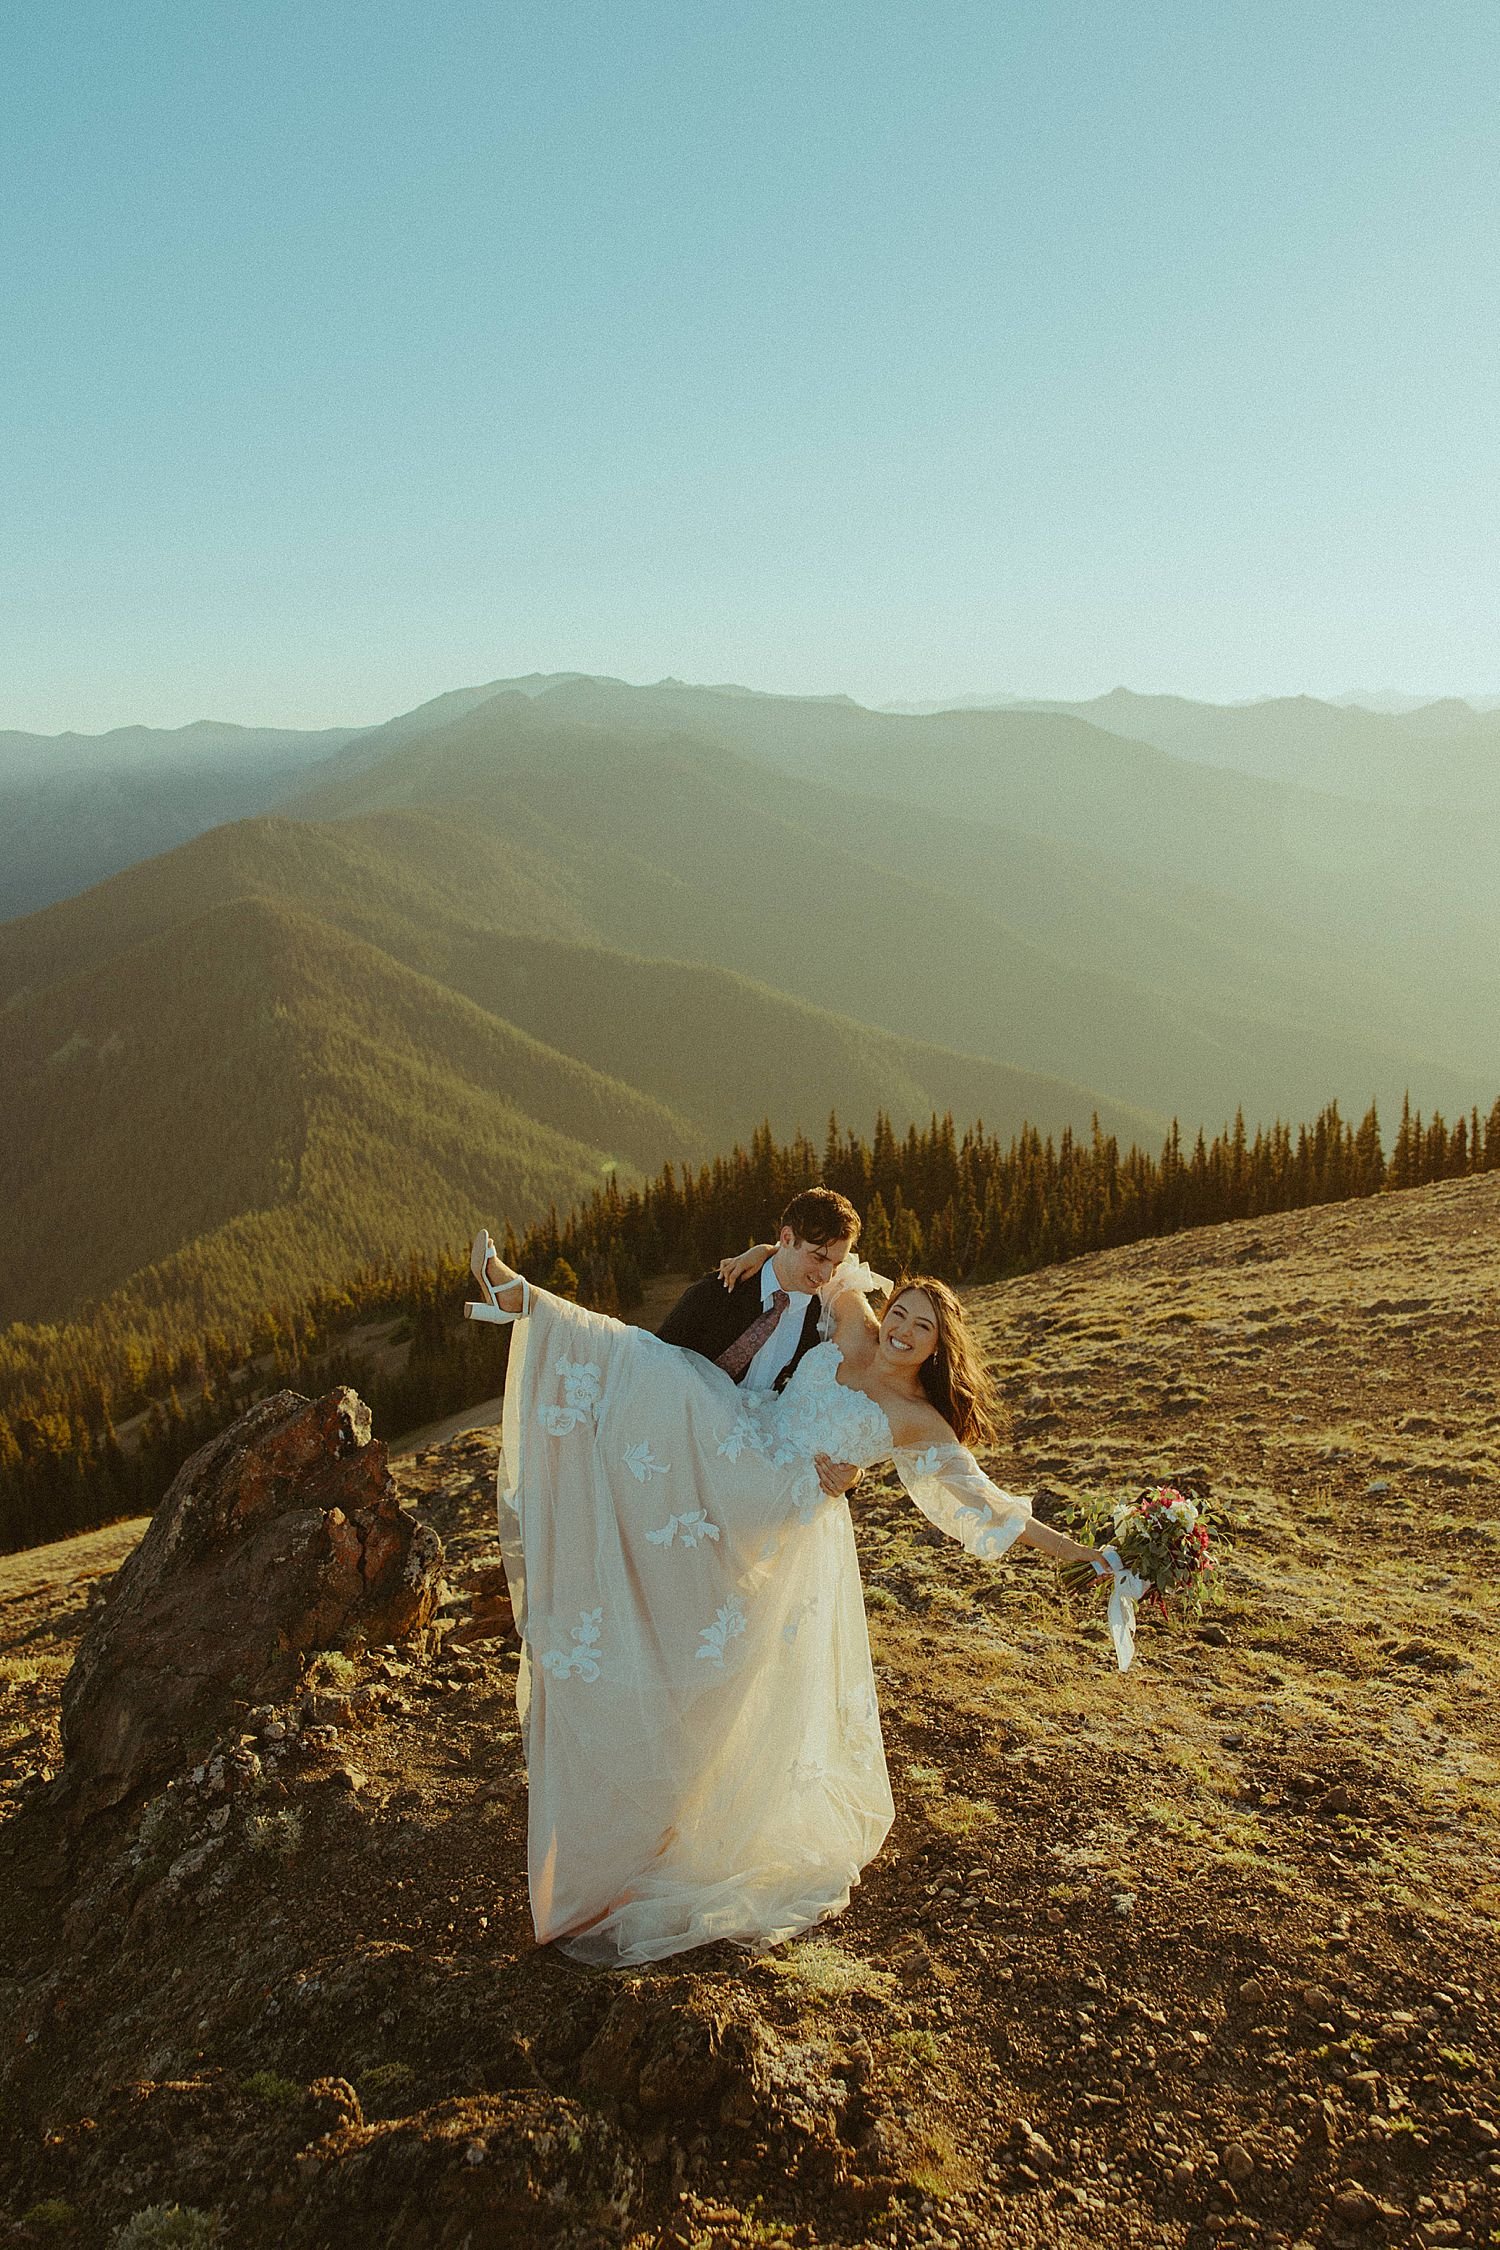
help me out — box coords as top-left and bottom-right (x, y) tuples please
(781, 1592), (821, 1646)
(541, 1357), (603, 1436)
(839, 1686), (881, 1771)
(740, 1343), (893, 1527)
(718, 1395), (798, 1468)
(696, 1600), (748, 1666)
(541, 1607), (604, 1682)
(622, 1440), (669, 1481)
(646, 1509), (721, 1549)
(893, 1441), (1030, 1561)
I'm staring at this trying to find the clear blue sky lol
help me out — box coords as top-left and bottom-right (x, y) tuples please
(3, 1), (1498, 731)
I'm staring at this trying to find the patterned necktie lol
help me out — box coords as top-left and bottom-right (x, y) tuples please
(717, 1288), (791, 1381)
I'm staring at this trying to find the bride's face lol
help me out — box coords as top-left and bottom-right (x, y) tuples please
(878, 1288), (939, 1373)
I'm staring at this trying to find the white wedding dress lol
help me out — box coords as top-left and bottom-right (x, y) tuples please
(494, 1269), (1032, 1968)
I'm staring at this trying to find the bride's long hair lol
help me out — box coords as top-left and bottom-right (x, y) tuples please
(890, 1276), (1002, 1449)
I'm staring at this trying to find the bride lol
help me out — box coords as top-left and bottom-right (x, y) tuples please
(468, 1227), (1125, 1968)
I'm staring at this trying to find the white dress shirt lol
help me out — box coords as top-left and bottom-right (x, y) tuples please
(743, 1258), (812, 1393)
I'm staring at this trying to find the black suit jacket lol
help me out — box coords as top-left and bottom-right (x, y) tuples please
(656, 1271), (821, 1392)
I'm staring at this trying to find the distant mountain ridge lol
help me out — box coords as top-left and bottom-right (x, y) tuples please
(0, 800), (1148, 1335)
(3, 664), (1498, 1356)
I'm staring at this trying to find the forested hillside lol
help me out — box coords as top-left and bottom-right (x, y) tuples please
(2, 805), (1137, 1342)
(3, 1082), (1495, 1555)
(0, 720), (357, 920)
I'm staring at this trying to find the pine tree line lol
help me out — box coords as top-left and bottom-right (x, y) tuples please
(3, 1089), (1497, 1554)
(512, 1094), (1500, 1311)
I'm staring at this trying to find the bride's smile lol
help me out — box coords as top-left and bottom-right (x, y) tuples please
(874, 1289), (938, 1375)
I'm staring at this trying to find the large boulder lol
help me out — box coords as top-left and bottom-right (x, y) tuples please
(60, 1386), (442, 1816)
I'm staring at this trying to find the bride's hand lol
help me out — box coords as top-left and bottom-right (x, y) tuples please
(815, 1453), (861, 1497)
(718, 1242), (775, 1291)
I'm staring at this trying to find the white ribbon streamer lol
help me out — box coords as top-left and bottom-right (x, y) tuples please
(1098, 1544), (1148, 1672)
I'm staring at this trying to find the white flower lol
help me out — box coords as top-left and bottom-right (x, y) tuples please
(696, 1600), (747, 1665)
(1168, 1498), (1198, 1528)
(646, 1509), (720, 1550)
(622, 1440), (669, 1482)
(541, 1607), (604, 1682)
(542, 1356), (604, 1436)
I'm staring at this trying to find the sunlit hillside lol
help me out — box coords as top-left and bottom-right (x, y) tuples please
(2, 814), (1141, 1338)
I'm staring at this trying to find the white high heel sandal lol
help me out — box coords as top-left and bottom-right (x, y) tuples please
(465, 1228), (529, 1324)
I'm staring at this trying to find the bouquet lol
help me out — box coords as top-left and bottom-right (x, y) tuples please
(1059, 1477), (1220, 1668)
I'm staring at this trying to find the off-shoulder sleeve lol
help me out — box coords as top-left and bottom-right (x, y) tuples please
(892, 1442), (1031, 1562)
(817, 1253), (894, 1341)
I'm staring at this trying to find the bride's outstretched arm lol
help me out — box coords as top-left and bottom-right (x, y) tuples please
(717, 1242), (775, 1290)
(1014, 1514), (1108, 1568)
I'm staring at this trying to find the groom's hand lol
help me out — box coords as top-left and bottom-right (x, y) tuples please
(814, 1453), (861, 1497)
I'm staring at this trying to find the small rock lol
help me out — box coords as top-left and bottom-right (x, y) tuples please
(1332, 2182), (1378, 2224)
(1221, 2141), (1254, 2184)
(330, 1766), (364, 1793)
(1365, 1478), (1392, 1495)
(166, 1835), (227, 1886)
(1238, 1976), (1269, 2010)
(464, 2139), (487, 2166)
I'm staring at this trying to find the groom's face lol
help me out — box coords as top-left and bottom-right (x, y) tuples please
(775, 1229), (854, 1294)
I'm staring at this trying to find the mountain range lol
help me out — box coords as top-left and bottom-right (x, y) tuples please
(2, 672), (1496, 1341)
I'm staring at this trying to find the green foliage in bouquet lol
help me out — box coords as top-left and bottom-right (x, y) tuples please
(1059, 1473), (1226, 1621)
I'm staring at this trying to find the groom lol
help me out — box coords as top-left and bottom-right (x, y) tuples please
(657, 1185), (861, 1393)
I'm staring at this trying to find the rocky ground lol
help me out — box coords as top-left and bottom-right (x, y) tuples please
(1, 1174), (1498, 2249)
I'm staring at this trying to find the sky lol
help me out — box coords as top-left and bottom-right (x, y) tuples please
(3, 0), (1499, 733)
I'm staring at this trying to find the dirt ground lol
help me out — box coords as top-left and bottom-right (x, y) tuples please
(1, 1178), (1497, 2247)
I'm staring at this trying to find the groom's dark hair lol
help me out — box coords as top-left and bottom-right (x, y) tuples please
(780, 1186), (860, 1247)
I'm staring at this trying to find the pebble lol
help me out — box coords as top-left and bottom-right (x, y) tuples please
(1221, 2142), (1254, 2184)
